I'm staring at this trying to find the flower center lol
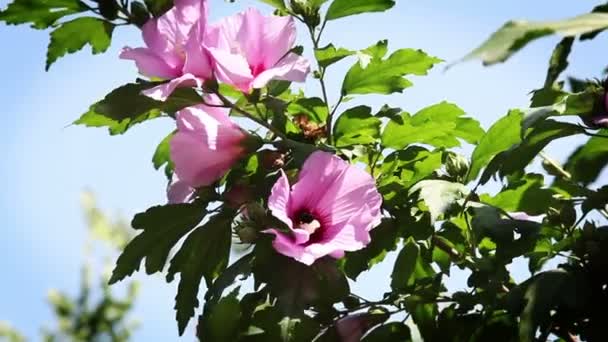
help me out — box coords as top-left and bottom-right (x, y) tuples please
(250, 63), (265, 77)
(298, 211), (321, 235)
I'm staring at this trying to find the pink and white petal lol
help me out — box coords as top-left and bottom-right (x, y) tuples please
(251, 53), (311, 89)
(142, 9), (185, 69)
(183, 28), (213, 78)
(207, 47), (254, 92)
(141, 73), (204, 101)
(292, 228), (311, 244)
(289, 151), (348, 217)
(264, 229), (316, 266)
(119, 47), (179, 79)
(236, 8), (265, 68)
(167, 177), (196, 204)
(329, 250), (345, 259)
(174, 0), (207, 34)
(322, 205), (374, 248)
(261, 15), (296, 67)
(316, 160), (382, 231)
(206, 13), (243, 50)
(268, 170), (293, 228)
(171, 131), (241, 186)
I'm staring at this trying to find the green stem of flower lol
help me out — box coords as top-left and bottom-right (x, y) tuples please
(214, 91), (288, 140)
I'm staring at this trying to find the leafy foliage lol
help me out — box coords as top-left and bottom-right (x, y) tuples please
(342, 41), (442, 95)
(46, 17), (114, 70)
(7, 0), (608, 340)
(460, 12), (608, 65)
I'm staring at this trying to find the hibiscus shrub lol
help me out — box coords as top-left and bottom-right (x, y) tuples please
(3, 0), (608, 341)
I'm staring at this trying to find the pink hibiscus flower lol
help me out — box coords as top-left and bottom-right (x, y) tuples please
(120, 0), (213, 101)
(206, 8), (311, 93)
(167, 96), (249, 203)
(265, 151), (382, 265)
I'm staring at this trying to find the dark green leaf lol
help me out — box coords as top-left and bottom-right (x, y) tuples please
(205, 253), (254, 304)
(544, 37), (574, 87)
(342, 41), (441, 95)
(167, 212), (234, 335)
(493, 120), (585, 178)
(314, 44), (354, 68)
(286, 97), (328, 123)
(143, 0), (172, 17)
(333, 105), (381, 147)
(199, 290), (241, 342)
(340, 219), (400, 280)
(391, 238), (435, 290)
(382, 102), (484, 149)
(459, 13), (608, 66)
(580, 3), (608, 40)
(362, 322), (412, 341)
(565, 129), (608, 185)
(109, 202), (206, 284)
(468, 110), (523, 182)
(0, 0), (86, 29)
(75, 83), (201, 135)
(481, 174), (554, 215)
(46, 17), (113, 70)
(326, 0), (395, 20)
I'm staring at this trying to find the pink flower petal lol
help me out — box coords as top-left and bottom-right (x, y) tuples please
(252, 53), (311, 89)
(141, 73), (204, 101)
(236, 8), (265, 68)
(260, 14), (296, 67)
(167, 177), (196, 204)
(268, 170), (293, 228)
(170, 104), (246, 187)
(119, 47), (180, 79)
(207, 46), (254, 92)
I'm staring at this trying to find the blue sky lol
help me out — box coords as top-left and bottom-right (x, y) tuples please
(0, 0), (606, 340)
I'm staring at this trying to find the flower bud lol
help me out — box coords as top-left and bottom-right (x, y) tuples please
(236, 225), (258, 244)
(224, 184), (253, 209)
(581, 80), (608, 129)
(445, 152), (469, 180)
(260, 150), (286, 170)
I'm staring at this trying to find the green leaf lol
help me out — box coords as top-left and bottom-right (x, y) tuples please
(314, 44), (354, 68)
(409, 180), (470, 223)
(74, 83), (201, 135)
(326, 0), (395, 20)
(199, 290), (242, 342)
(362, 322), (412, 341)
(467, 110), (523, 182)
(205, 253), (253, 304)
(286, 97), (328, 123)
(379, 147), (442, 205)
(391, 238), (422, 290)
(543, 37), (574, 87)
(333, 105), (381, 147)
(565, 129), (608, 185)
(152, 131), (174, 170)
(493, 120), (585, 178)
(109, 202), (206, 284)
(259, 0), (286, 10)
(340, 219), (400, 280)
(342, 41), (441, 95)
(382, 102), (484, 149)
(167, 212), (233, 335)
(460, 13), (608, 66)
(481, 174), (554, 215)
(143, 0), (172, 17)
(0, 0), (86, 29)
(46, 17), (113, 70)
